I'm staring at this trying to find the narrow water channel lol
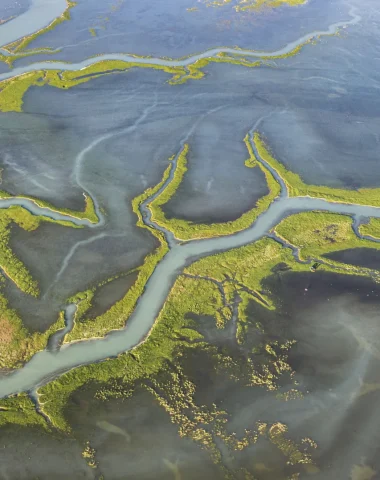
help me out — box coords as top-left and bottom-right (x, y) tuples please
(0, 8), (360, 82)
(0, 130), (379, 398)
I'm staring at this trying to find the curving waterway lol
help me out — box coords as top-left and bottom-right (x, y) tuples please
(0, 3), (368, 400)
(0, 7), (360, 83)
(0, 0), (67, 48)
(0, 196), (99, 227)
(1, 128), (380, 398)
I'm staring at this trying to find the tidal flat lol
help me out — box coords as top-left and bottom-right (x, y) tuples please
(1, 0), (380, 477)
(9, 0), (346, 65)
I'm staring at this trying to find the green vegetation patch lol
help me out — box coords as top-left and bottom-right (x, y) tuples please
(0, 32), (328, 114)
(0, 205), (82, 296)
(0, 393), (49, 430)
(359, 218), (380, 240)
(3, 0), (77, 54)
(274, 211), (380, 283)
(38, 275), (221, 431)
(254, 133), (380, 207)
(64, 163), (172, 342)
(236, 0), (306, 11)
(186, 237), (308, 310)
(275, 212), (380, 259)
(0, 294), (65, 369)
(204, 0), (306, 9)
(0, 62), (187, 113)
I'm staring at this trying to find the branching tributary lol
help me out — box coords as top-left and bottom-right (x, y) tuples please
(0, 1), (370, 400)
(1, 125), (380, 398)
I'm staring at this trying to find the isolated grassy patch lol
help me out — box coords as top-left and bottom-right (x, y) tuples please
(0, 393), (50, 429)
(359, 218), (380, 240)
(275, 212), (380, 259)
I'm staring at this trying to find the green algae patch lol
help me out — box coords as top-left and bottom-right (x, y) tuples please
(64, 164), (172, 342)
(0, 393), (49, 430)
(148, 135), (280, 241)
(359, 218), (380, 240)
(0, 295), (65, 369)
(254, 133), (380, 207)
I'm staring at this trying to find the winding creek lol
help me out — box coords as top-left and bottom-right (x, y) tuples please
(0, 7), (360, 83)
(0, 2), (371, 401)
(0, 0), (67, 48)
(1, 127), (380, 398)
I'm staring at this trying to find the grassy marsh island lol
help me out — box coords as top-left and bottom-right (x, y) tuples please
(0, 296), (65, 369)
(274, 211), (380, 259)
(359, 218), (380, 239)
(0, 28), (341, 114)
(235, 0), (307, 11)
(0, 393), (51, 429)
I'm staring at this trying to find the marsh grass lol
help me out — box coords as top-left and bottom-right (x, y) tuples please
(64, 164), (172, 342)
(359, 218), (380, 239)
(148, 136), (280, 240)
(3, 1), (77, 54)
(254, 133), (380, 207)
(0, 295), (65, 370)
(0, 393), (50, 429)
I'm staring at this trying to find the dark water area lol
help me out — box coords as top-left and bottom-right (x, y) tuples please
(324, 247), (380, 271)
(11, 270), (376, 479)
(255, 270), (380, 478)
(85, 271), (138, 319)
(0, 424), (94, 479)
(64, 383), (221, 480)
(6, 219), (156, 332)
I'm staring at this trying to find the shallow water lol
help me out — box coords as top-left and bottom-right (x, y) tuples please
(2, 0), (380, 476)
